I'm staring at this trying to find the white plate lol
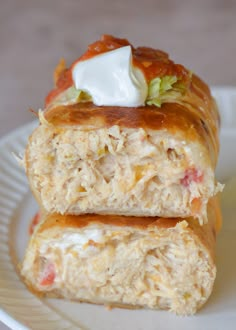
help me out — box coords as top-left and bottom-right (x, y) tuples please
(0, 87), (236, 330)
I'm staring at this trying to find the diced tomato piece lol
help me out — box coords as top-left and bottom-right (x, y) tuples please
(29, 212), (40, 235)
(40, 262), (56, 286)
(181, 168), (203, 187)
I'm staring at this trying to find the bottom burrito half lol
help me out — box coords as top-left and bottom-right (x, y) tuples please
(20, 198), (221, 315)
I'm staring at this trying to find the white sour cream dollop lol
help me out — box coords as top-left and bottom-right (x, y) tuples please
(72, 46), (148, 107)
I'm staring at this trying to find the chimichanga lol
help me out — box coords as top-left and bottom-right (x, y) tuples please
(20, 198), (221, 315)
(24, 35), (222, 223)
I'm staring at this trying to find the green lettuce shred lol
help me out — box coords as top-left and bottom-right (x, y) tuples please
(49, 75), (188, 109)
(146, 75), (185, 107)
(50, 86), (92, 107)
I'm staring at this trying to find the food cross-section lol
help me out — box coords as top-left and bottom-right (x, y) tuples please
(20, 35), (223, 315)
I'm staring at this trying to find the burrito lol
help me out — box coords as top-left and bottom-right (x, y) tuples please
(24, 35), (222, 223)
(20, 198), (221, 315)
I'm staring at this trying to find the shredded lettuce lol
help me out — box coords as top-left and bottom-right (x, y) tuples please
(49, 75), (188, 109)
(49, 86), (92, 108)
(146, 75), (186, 107)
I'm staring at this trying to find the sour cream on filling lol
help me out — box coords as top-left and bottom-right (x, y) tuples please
(72, 46), (148, 107)
(40, 229), (104, 255)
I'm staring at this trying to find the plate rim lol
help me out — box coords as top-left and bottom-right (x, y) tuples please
(0, 121), (35, 330)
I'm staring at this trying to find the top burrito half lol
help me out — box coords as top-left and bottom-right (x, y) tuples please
(24, 35), (223, 223)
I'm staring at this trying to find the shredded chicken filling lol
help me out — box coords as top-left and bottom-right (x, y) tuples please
(26, 124), (218, 221)
(26, 223), (215, 315)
